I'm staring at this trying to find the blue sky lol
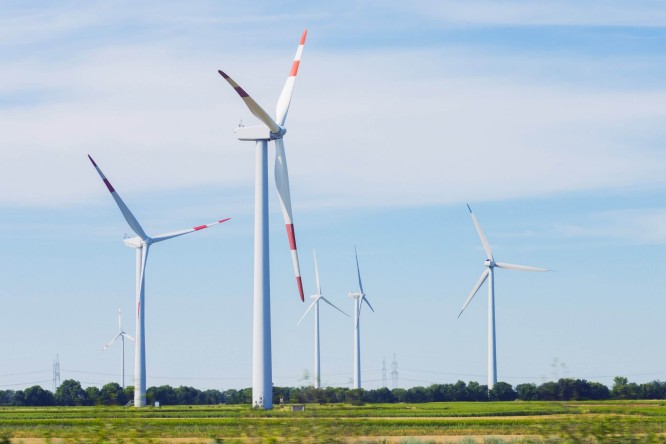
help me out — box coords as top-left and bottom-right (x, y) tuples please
(1, 0), (665, 391)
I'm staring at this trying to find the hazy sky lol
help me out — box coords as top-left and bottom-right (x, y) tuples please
(1, 0), (665, 392)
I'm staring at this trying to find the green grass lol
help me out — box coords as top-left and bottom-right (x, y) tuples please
(1, 401), (666, 442)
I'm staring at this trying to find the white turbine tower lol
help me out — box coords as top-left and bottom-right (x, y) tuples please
(88, 155), (230, 407)
(103, 308), (134, 388)
(217, 30), (307, 409)
(458, 204), (549, 390)
(297, 250), (349, 389)
(348, 248), (374, 389)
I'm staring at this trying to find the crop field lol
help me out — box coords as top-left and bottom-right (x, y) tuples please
(1, 401), (666, 443)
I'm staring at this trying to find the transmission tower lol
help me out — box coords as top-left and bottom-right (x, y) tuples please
(390, 353), (399, 389)
(381, 357), (387, 388)
(52, 354), (60, 393)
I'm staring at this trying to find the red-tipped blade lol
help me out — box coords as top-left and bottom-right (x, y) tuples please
(217, 70), (281, 134)
(276, 29), (307, 126)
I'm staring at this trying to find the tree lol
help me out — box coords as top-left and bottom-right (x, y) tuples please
(536, 382), (559, 401)
(85, 386), (100, 405)
(489, 382), (516, 401)
(100, 383), (126, 405)
(405, 386), (430, 403)
(55, 380), (87, 406)
(12, 391), (25, 406)
(516, 383), (538, 401)
(612, 376), (639, 399)
(24, 386), (54, 406)
(467, 381), (488, 402)
(0, 390), (15, 406)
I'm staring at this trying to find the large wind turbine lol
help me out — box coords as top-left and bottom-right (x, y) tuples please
(103, 308), (134, 388)
(297, 250), (349, 389)
(217, 30), (307, 409)
(348, 248), (374, 389)
(458, 204), (549, 390)
(88, 155), (229, 407)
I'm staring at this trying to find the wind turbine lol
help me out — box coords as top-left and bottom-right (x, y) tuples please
(458, 204), (549, 390)
(348, 247), (374, 389)
(217, 30), (307, 409)
(88, 155), (230, 407)
(103, 308), (134, 388)
(297, 250), (349, 389)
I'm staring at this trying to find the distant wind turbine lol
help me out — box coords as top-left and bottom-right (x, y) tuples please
(458, 204), (550, 390)
(297, 250), (349, 388)
(88, 155), (230, 407)
(103, 308), (134, 388)
(348, 247), (374, 389)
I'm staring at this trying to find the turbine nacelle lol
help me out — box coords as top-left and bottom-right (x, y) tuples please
(233, 125), (287, 141)
(348, 291), (364, 299)
(484, 259), (496, 268)
(123, 236), (144, 249)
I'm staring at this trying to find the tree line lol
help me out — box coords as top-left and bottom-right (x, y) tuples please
(0, 376), (661, 406)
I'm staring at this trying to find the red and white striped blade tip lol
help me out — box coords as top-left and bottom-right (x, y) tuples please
(194, 217), (231, 231)
(297, 276), (304, 302)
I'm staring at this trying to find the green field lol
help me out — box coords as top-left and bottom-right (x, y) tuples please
(2, 401), (666, 443)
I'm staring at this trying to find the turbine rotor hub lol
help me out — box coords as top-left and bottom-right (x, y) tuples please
(484, 259), (496, 268)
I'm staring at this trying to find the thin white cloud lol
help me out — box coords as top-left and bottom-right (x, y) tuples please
(391, 0), (666, 27)
(554, 208), (666, 244)
(1, 42), (665, 209)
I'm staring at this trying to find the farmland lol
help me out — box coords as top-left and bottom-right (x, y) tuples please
(1, 401), (666, 443)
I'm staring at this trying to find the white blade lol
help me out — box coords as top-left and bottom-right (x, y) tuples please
(88, 155), (148, 240)
(138, 245), (149, 319)
(122, 332), (135, 342)
(313, 249), (321, 296)
(354, 246), (364, 294)
(275, 29), (307, 126)
(118, 307), (122, 330)
(467, 204), (493, 260)
(275, 137), (304, 301)
(217, 70), (281, 134)
(103, 333), (122, 350)
(496, 262), (550, 272)
(297, 296), (320, 326)
(151, 218), (231, 243)
(361, 295), (375, 313)
(458, 268), (490, 318)
(320, 296), (350, 317)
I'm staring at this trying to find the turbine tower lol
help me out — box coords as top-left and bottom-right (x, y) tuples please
(458, 204), (549, 390)
(103, 308), (135, 388)
(297, 249), (349, 388)
(88, 155), (230, 407)
(217, 30), (307, 409)
(348, 247), (374, 389)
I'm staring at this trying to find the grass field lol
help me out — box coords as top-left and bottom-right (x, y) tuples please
(1, 401), (666, 443)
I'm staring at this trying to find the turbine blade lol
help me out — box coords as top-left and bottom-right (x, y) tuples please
(458, 268), (490, 318)
(354, 246), (364, 294)
(137, 245), (149, 321)
(103, 333), (122, 350)
(151, 218), (231, 243)
(297, 297), (320, 326)
(88, 155), (148, 240)
(320, 296), (350, 317)
(361, 295), (375, 313)
(467, 204), (493, 260)
(495, 262), (550, 272)
(118, 307), (122, 331)
(274, 137), (304, 301)
(123, 333), (135, 342)
(275, 29), (307, 126)
(313, 248), (321, 296)
(217, 70), (281, 134)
